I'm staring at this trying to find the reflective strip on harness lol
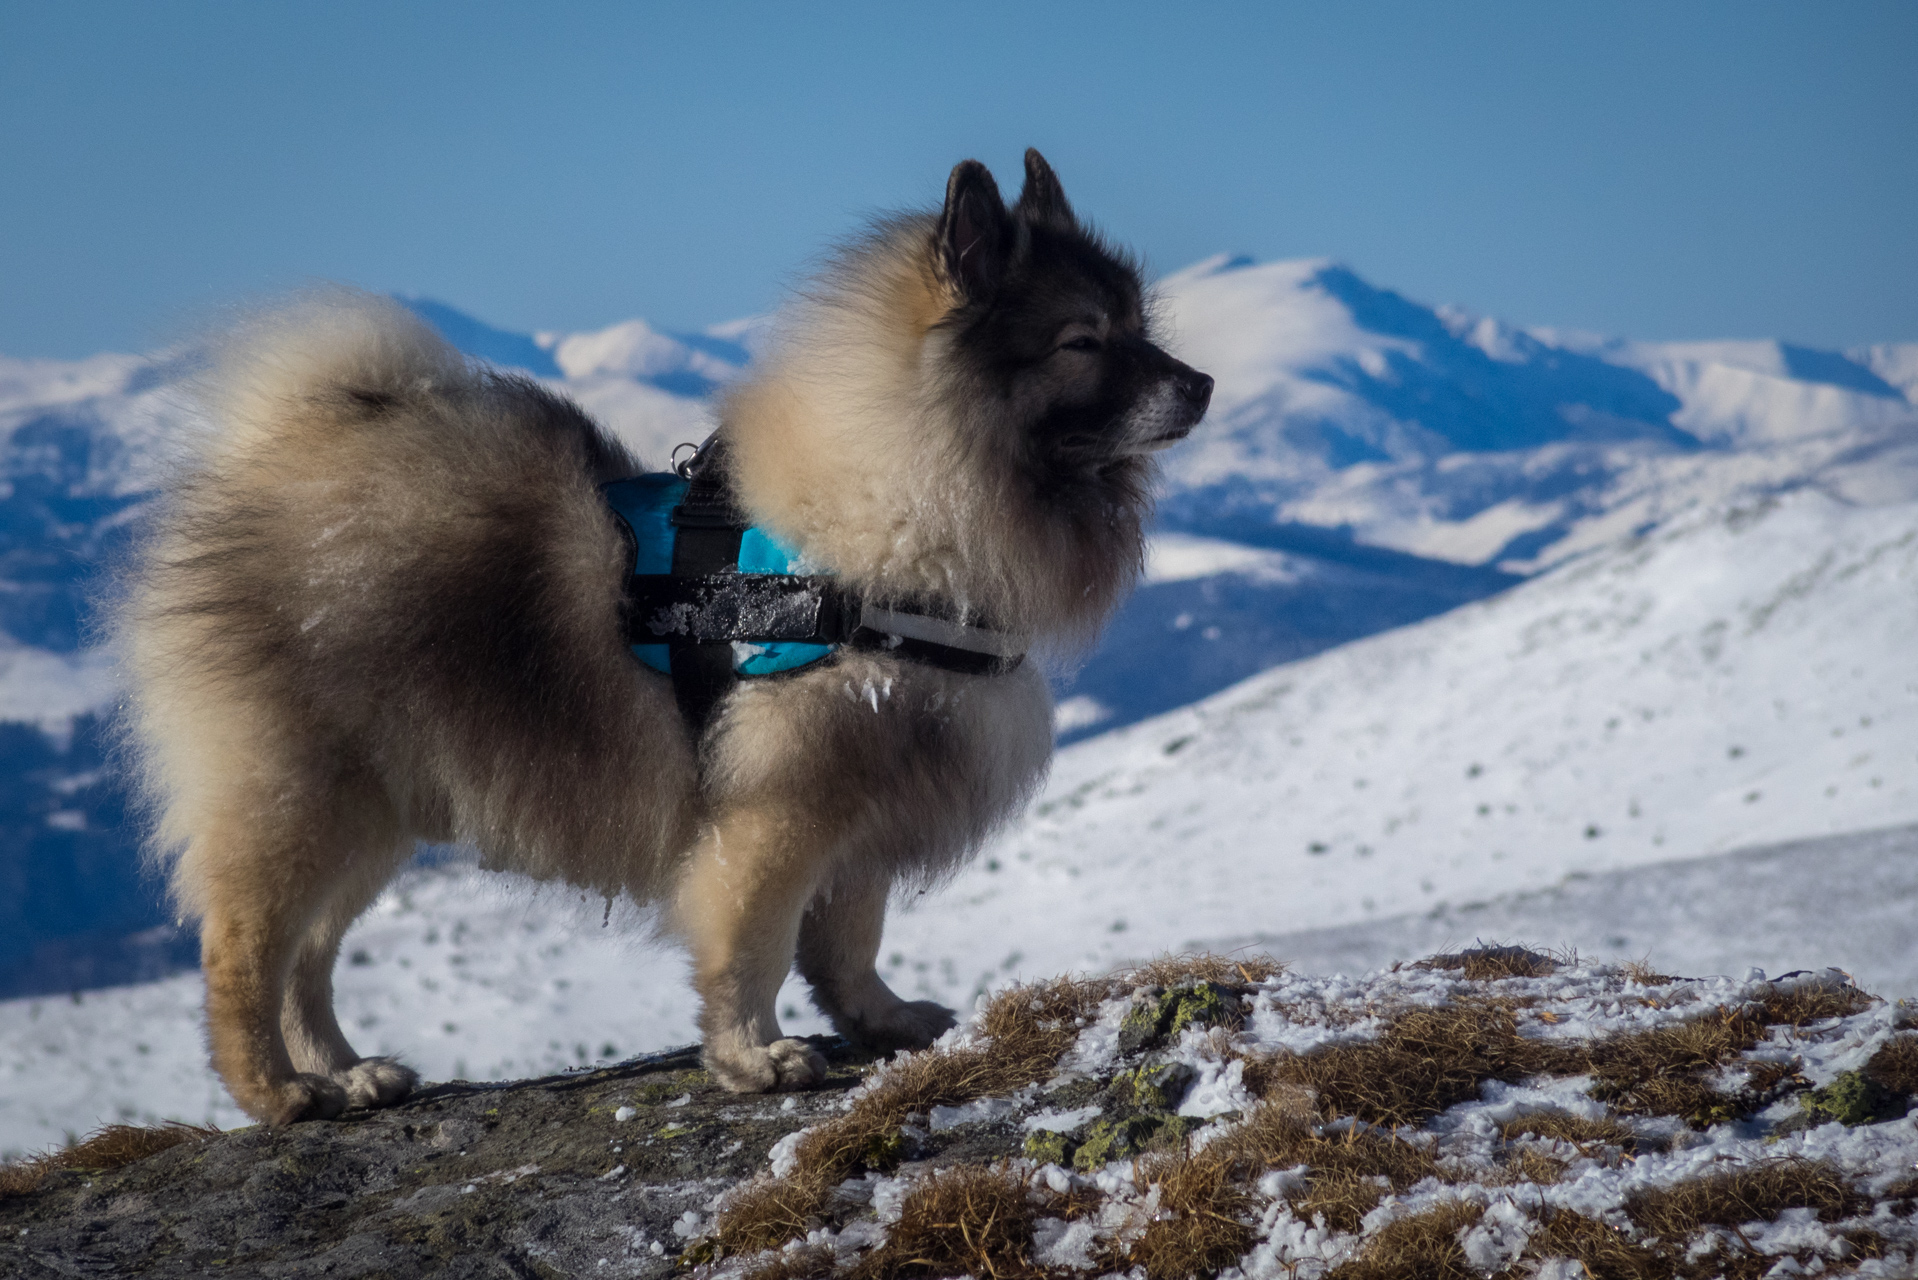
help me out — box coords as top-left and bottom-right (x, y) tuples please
(856, 602), (1026, 660)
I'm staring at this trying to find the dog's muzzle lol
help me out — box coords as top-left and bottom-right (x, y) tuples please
(1121, 369), (1215, 453)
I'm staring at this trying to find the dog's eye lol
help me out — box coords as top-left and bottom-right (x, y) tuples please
(1058, 336), (1103, 353)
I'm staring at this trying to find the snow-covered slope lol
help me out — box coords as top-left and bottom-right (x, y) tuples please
(891, 489), (1918, 1003)
(1228, 822), (1918, 996)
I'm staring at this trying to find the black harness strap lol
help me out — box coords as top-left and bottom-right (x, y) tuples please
(666, 444), (744, 735)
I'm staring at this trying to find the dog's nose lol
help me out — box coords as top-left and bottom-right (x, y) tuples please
(1178, 371), (1214, 414)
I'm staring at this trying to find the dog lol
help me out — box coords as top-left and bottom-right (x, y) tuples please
(117, 150), (1212, 1124)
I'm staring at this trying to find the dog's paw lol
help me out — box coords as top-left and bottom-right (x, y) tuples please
(335, 1056), (418, 1109)
(705, 1037), (829, 1093)
(846, 999), (958, 1054)
(766, 1038), (829, 1090)
(260, 1072), (350, 1126)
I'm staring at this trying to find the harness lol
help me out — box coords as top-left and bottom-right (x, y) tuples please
(602, 439), (1026, 737)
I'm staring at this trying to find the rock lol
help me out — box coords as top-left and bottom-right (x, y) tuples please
(1800, 1071), (1905, 1127)
(1069, 1114), (1191, 1172)
(1110, 1061), (1196, 1111)
(0, 1041), (876, 1279)
(1022, 1130), (1074, 1165)
(1117, 981), (1242, 1055)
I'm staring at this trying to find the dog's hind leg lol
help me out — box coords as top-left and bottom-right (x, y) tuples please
(191, 774), (403, 1126)
(795, 872), (956, 1053)
(280, 838), (418, 1111)
(673, 806), (831, 1092)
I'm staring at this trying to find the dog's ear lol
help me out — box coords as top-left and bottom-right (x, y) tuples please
(939, 159), (1011, 302)
(1017, 149), (1074, 227)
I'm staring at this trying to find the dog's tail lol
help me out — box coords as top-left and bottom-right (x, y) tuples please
(192, 288), (469, 464)
(114, 293), (493, 897)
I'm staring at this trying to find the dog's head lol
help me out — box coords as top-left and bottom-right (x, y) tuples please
(932, 150), (1213, 475)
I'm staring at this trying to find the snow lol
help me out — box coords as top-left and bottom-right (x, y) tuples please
(1143, 532), (1299, 585)
(1220, 822), (1918, 1000)
(872, 489), (1918, 1012)
(703, 962), (1918, 1278)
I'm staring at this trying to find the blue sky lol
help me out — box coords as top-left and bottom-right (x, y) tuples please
(2, 1), (1913, 357)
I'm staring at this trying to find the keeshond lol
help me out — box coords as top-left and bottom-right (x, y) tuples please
(118, 150), (1212, 1124)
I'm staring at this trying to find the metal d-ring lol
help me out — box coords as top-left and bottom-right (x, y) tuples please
(670, 441), (702, 479)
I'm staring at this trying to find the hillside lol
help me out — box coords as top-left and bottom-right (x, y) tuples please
(8, 955), (1918, 1279)
(889, 490), (1918, 1011)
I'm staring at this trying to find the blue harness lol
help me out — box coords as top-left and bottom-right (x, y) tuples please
(601, 472), (836, 678)
(601, 440), (1026, 738)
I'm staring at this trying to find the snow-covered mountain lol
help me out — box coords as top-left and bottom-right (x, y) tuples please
(0, 261), (1910, 1001)
(1155, 255), (1918, 570)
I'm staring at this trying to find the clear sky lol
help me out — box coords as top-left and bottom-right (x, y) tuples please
(3, 1), (1913, 358)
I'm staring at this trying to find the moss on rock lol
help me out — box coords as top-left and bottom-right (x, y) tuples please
(1802, 1071), (1903, 1126)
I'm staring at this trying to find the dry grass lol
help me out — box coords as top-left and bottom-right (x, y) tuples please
(1119, 951), (1284, 988)
(0, 1121), (219, 1198)
(1325, 1201), (1485, 1280)
(1515, 1207), (1658, 1279)
(1417, 944), (1557, 980)
(844, 1165), (1039, 1280)
(1758, 981), (1875, 1027)
(1622, 1158), (1864, 1236)
(1489, 1146), (1569, 1186)
(1622, 959), (1676, 986)
(1119, 1148), (1258, 1280)
(716, 964), (1882, 1269)
(1866, 1033), (1918, 1095)
(1205, 1099), (1442, 1232)
(1099, 1096), (1438, 1276)
(1577, 1004), (1786, 1125)
(1244, 1000), (1550, 1128)
(1240, 977), (1874, 1136)
(1499, 1110), (1639, 1154)
(714, 976), (1109, 1256)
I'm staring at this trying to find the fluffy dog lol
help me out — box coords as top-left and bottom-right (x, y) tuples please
(118, 150), (1212, 1124)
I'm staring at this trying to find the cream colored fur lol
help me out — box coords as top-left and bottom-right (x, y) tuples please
(116, 224), (1107, 1123)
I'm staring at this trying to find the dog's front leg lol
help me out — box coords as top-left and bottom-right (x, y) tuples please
(674, 806), (831, 1092)
(796, 872), (956, 1053)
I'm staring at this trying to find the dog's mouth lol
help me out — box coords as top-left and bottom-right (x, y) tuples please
(1135, 426), (1194, 452)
